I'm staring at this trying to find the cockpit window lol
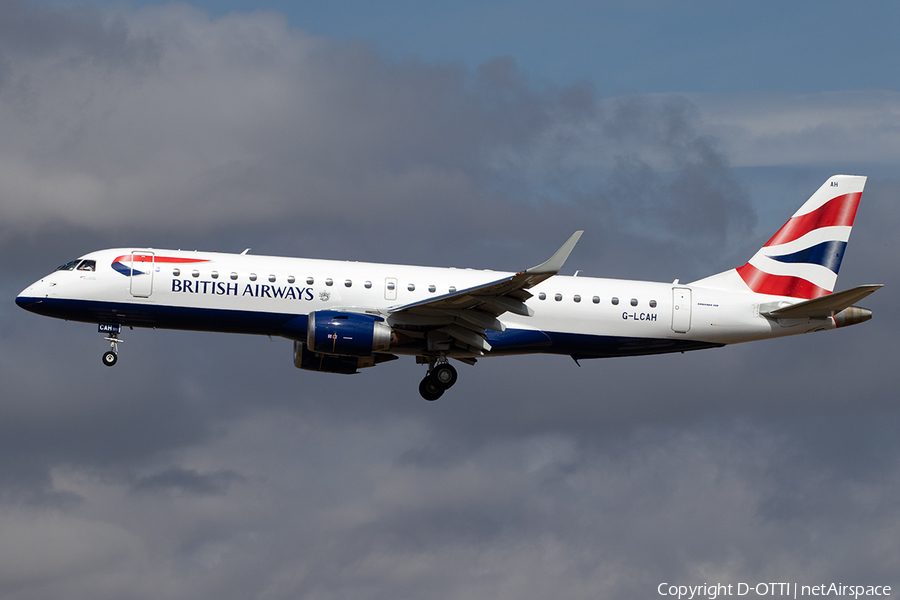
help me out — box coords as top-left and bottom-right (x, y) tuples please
(77, 260), (96, 271)
(57, 259), (81, 271)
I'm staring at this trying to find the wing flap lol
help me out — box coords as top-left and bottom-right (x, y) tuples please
(438, 308), (507, 332)
(439, 323), (492, 352)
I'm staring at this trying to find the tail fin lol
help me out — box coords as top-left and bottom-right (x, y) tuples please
(692, 175), (866, 298)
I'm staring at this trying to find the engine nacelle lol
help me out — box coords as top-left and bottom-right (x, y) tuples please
(307, 310), (393, 357)
(293, 341), (375, 374)
(293, 341), (398, 374)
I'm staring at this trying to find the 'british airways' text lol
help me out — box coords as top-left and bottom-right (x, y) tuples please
(171, 279), (315, 300)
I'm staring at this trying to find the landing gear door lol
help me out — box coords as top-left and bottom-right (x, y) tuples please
(129, 252), (155, 298)
(672, 287), (691, 333)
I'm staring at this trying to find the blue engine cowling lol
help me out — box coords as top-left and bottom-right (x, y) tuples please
(307, 310), (393, 357)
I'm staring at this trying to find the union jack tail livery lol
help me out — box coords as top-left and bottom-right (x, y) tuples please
(695, 175), (866, 299)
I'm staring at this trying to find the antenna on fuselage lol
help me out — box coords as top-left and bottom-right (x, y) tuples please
(241, 248), (251, 255)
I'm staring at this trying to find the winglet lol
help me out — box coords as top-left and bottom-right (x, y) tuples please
(524, 231), (583, 275)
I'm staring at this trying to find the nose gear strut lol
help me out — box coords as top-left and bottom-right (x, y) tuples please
(99, 324), (123, 366)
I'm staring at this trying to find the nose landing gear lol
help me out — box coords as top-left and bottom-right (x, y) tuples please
(102, 348), (118, 366)
(99, 323), (122, 367)
(418, 360), (458, 401)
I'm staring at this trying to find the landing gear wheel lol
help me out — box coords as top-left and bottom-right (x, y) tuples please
(431, 363), (458, 390)
(419, 376), (444, 401)
(102, 351), (118, 367)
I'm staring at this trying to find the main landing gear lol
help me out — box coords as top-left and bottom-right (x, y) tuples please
(418, 361), (458, 401)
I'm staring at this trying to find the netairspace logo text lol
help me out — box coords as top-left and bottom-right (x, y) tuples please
(658, 582), (892, 600)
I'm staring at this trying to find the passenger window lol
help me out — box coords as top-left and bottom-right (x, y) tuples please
(428, 285), (436, 293)
(365, 281), (372, 289)
(555, 293), (562, 302)
(449, 286), (456, 293)
(249, 273), (257, 281)
(631, 298), (638, 307)
(539, 292), (546, 300)
(211, 271), (219, 279)
(230, 272), (238, 280)
(573, 295), (581, 303)
(345, 280), (352, 287)
(287, 276), (295, 284)
(387, 281), (396, 291)
(649, 300), (657, 308)
(306, 277), (314, 285)
(269, 275), (276, 283)
(408, 283), (416, 291)
(592, 296), (600, 304)
(173, 268), (181, 277)
(611, 297), (619, 305)
(192, 270), (200, 278)
(326, 278), (333, 286)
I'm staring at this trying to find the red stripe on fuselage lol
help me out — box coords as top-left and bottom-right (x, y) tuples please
(736, 263), (830, 299)
(764, 192), (861, 247)
(112, 255), (211, 264)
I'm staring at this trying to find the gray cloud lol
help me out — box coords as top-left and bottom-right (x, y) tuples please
(1, 2), (898, 599)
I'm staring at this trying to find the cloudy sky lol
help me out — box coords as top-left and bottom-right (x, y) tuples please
(2, 1), (899, 598)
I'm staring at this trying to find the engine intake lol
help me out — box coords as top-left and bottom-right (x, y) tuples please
(307, 310), (393, 357)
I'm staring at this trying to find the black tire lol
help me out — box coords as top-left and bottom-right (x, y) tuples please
(419, 376), (444, 401)
(102, 351), (118, 367)
(431, 363), (458, 390)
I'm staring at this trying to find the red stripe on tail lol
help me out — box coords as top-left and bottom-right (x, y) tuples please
(764, 192), (861, 247)
(736, 263), (831, 299)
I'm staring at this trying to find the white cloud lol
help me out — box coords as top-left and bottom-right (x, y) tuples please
(694, 91), (900, 167)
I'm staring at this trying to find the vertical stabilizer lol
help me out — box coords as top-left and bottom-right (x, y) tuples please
(692, 175), (866, 298)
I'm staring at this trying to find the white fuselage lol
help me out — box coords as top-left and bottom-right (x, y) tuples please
(16, 247), (835, 360)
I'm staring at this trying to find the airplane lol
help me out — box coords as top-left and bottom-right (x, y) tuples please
(16, 175), (881, 400)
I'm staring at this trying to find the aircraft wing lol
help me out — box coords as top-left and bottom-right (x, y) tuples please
(386, 231), (583, 354)
(761, 284), (883, 319)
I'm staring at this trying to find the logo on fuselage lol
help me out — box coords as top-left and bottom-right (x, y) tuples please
(111, 255), (210, 277)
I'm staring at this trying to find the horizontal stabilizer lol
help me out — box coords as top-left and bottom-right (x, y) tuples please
(761, 284), (883, 319)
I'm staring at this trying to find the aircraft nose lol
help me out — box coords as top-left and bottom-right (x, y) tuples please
(15, 294), (38, 309)
(15, 282), (45, 312)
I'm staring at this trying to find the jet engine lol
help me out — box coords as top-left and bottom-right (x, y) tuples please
(294, 311), (396, 374)
(307, 310), (393, 356)
(293, 341), (372, 374)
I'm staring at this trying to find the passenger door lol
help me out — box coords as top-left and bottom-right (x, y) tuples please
(671, 287), (691, 333)
(129, 252), (155, 298)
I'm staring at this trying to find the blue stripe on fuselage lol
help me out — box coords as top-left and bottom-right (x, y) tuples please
(16, 297), (723, 359)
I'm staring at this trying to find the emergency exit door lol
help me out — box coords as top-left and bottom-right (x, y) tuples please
(384, 277), (398, 301)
